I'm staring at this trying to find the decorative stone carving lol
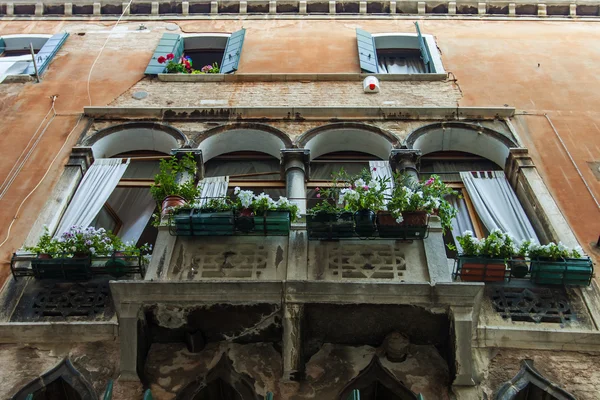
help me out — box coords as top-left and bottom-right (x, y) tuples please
(384, 332), (410, 363)
(325, 244), (407, 280)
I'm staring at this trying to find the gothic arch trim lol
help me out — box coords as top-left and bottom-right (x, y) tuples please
(84, 121), (188, 158)
(338, 356), (419, 400)
(296, 122), (400, 160)
(495, 360), (576, 400)
(194, 122), (293, 161)
(404, 122), (518, 168)
(176, 353), (263, 400)
(11, 358), (98, 400)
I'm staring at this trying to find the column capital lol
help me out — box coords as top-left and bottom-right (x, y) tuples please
(389, 149), (422, 175)
(281, 148), (310, 175)
(172, 148), (204, 179)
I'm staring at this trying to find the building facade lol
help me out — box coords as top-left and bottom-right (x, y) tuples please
(1, 3), (600, 400)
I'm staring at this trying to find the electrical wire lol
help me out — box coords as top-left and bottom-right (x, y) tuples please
(0, 99), (55, 200)
(0, 114), (84, 249)
(86, 0), (135, 106)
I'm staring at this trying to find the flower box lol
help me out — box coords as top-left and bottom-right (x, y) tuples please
(456, 256), (507, 282)
(31, 255), (92, 280)
(171, 209), (235, 236)
(530, 257), (593, 286)
(376, 211), (428, 239)
(250, 211), (291, 235)
(307, 211), (354, 240)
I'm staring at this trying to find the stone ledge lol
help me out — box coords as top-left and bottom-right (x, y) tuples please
(0, 321), (118, 343)
(1, 0), (599, 17)
(157, 73), (449, 82)
(84, 105), (516, 120)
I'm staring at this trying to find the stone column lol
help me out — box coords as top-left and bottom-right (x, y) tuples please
(117, 303), (143, 381)
(451, 306), (476, 386)
(282, 303), (304, 381)
(390, 149), (422, 181)
(281, 149), (310, 216)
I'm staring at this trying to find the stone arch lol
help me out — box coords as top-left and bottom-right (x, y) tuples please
(296, 123), (399, 160)
(405, 122), (518, 168)
(495, 360), (576, 400)
(11, 358), (97, 400)
(176, 354), (263, 400)
(84, 122), (188, 159)
(194, 123), (293, 162)
(338, 356), (420, 400)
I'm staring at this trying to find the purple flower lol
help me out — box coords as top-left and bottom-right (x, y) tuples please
(316, 193), (321, 198)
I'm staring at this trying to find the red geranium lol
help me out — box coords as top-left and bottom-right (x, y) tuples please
(157, 56), (166, 64)
(166, 53), (174, 60)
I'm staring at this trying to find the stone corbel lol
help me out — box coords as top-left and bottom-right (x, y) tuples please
(115, 302), (143, 382)
(451, 305), (477, 386)
(67, 146), (94, 175)
(504, 148), (534, 190)
(282, 303), (304, 381)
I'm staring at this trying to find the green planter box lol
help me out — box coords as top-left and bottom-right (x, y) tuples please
(307, 212), (354, 240)
(250, 211), (291, 235)
(31, 256), (92, 280)
(171, 209), (235, 236)
(530, 257), (593, 286)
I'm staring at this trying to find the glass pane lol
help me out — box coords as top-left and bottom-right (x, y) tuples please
(205, 159), (281, 180)
(310, 162), (369, 180)
(90, 206), (118, 234)
(122, 161), (160, 180)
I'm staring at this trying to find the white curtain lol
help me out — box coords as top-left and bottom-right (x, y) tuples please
(378, 55), (425, 74)
(460, 171), (538, 243)
(197, 176), (229, 207)
(369, 160), (394, 203)
(107, 188), (155, 244)
(448, 195), (476, 252)
(56, 158), (130, 236)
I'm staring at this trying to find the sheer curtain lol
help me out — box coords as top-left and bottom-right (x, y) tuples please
(369, 160), (394, 202)
(197, 176), (229, 207)
(378, 55), (425, 74)
(106, 188), (155, 244)
(55, 159), (130, 236)
(460, 171), (538, 242)
(448, 195), (476, 252)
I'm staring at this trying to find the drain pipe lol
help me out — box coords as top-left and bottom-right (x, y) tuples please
(542, 113), (600, 210)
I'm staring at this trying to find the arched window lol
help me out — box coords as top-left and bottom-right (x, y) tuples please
(11, 359), (96, 400)
(339, 357), (421, 400)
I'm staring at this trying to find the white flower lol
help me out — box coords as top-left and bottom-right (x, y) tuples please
(234, 186), (241, 195)
(355, 178), (365, 188)
(395, 215), (404, 224)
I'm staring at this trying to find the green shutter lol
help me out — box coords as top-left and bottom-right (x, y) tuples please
(145, 33), (184, 75)
(143, 389), (153, 400)
(25, 395), (33, 400)
(417, 394), (424, 400)
(220, 28), (246, 74)
(347, 389), (361, 400)
(0, 38), (5, 56)
(24, 32), (69, 76)
(266, 392), (274, 400)
(356, 28), (378, 73)
(103, 379), (113, 400)
(414, 22), (434, 73)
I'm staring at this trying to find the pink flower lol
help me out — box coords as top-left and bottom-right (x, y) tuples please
(166, 53), (175, 60)
(316, 193), (321, 198)
(157, 56), (166, 64)
(315, 187), (320, 191)
(373, 167), (377, 171)
(425, 178), (434, 186)
(363, 185), (369, 190)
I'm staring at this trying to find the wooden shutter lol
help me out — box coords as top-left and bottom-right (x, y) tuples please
(356, 28), (379, 73)
(23, 32), (69, 76)
(220, 28), (246, 74)
(347, 389), (361, 400)
(0, 38), (5, 55)
(144, 33), (184, 75)
(414, 22), (434, 73)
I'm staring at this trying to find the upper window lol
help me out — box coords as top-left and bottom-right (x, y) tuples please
(356, 23), (443, 74)
(0, 33), (69, 81)
(144, 30), (246, 75)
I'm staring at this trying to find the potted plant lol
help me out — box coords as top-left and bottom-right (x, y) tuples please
(451, 229), (514, 282)
(24, 226), (61, 259)
(510, 239), (532, 278)
(171, 198), (236, 236)
(528, 242), (592, 285)
(150, 153), (200, 218)
(231, 188), (298, 235)
(338, 169), (388, 237)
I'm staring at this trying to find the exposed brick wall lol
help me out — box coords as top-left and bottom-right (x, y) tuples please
(110, 79), (461, 108)
(480, 349), (600, 399)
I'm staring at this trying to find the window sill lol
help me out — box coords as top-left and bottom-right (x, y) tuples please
(156, 72), (448, 82)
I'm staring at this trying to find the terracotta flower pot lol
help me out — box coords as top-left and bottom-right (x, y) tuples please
(161, 195), (187, 217)
(38, 253), (53, 259)
(400, 211), (428, 226)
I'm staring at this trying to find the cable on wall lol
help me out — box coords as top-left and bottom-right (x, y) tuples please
(86, 0), (135, 106)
